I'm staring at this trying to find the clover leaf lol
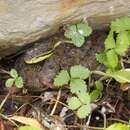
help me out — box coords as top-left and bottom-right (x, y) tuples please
(15, 76), (24, 88)
(54, 70), (70, 87)
(5, 78), (15, 88)
(10, 69), (18, 79)
(70, 65), (90, 79)
(54, 65), (91, 119)
(77, 23), (92, 37)
(64, 25), (77, 39)
(68, 92), (91, 118)
(77, 104), (91, 119)
(71, 33), (85, 47)
(70, 79), (87, 94)
(78, 92), (90, 104)
(5, 68), (24, 88)
(64, 23), (92, 47)
(68, 96), (82, 110)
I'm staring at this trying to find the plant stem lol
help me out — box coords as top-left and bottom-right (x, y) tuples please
(0, 92), (10, 111)
(91, 70), (110, 77)
(108, 118), (129, 125)
(62, 40), (74, 44)
(54, 40), (74, 48)
(50, 89), (61, 115)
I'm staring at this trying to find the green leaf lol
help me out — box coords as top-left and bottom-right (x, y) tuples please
(77, 23), (92, 37)
(70, 79), (87, 94)
(77, 104), (91, 118)
(104, 31), (116, 50)
(127, 31), (130, 42)
(112, 69), (130, 83)
(71, 33), (85, 47)
(5, 78), (15, 88)
(96, 52), (108, 66)
(64, 24), (85, 47)
(54, 70), (70, 87)
(70, 65), (90, 79)
(115, 31), (130, 56)
(90, 90), (100, 102)
(10, 69), (18, 79)
(90, 81), (103, 102)
(64, 23), (92, 47)
(105, 123), (130, 130)
(19, 125), (42, 130)
(68, 96), (82, 110)
(64, 25), (77, 39)
(95, 81), (103, 91)
(111, 16), (130, 33)
(15, 76), (24, 88)
(106, 49), (118, 69)
(78, 92), (90, 104)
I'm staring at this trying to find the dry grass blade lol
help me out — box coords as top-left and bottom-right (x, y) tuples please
(9, 116), (43, 129)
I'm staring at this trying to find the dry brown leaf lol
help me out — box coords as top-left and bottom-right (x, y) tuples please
(9, 116), (43, 129)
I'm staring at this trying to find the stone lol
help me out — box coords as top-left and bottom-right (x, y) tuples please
(0, 0), (130, 57)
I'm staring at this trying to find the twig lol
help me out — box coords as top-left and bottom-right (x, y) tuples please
(0, 69), (10, 75)
(103, 113), (107, 128)
(98, 111), (107, 129)
(108, 118), (129, 124)
(0, 92), (10, 111)
(86, 114), (92, 126)
(13, 103), (30, 115)
(50, 89), (61, 115)
(91, 70), (109, 77)
(63, 113), (74, 120)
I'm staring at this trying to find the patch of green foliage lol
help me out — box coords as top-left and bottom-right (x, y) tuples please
(54, 70), (70, 86)
(68, 92), (91, 119)
(64, 22), (92, 47)
(54, 16), (130, 120)
(5, 69), (23, 88)
(54, 65), (90, 93)
(105, 123), (130, 130)
(90, 81), (103, 102)
(96, 16), (130, 83)
(54, 65), (103, 118)
(19, 125), (42, 130)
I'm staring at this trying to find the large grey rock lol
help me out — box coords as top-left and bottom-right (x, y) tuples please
(0, 0), (130, 57)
